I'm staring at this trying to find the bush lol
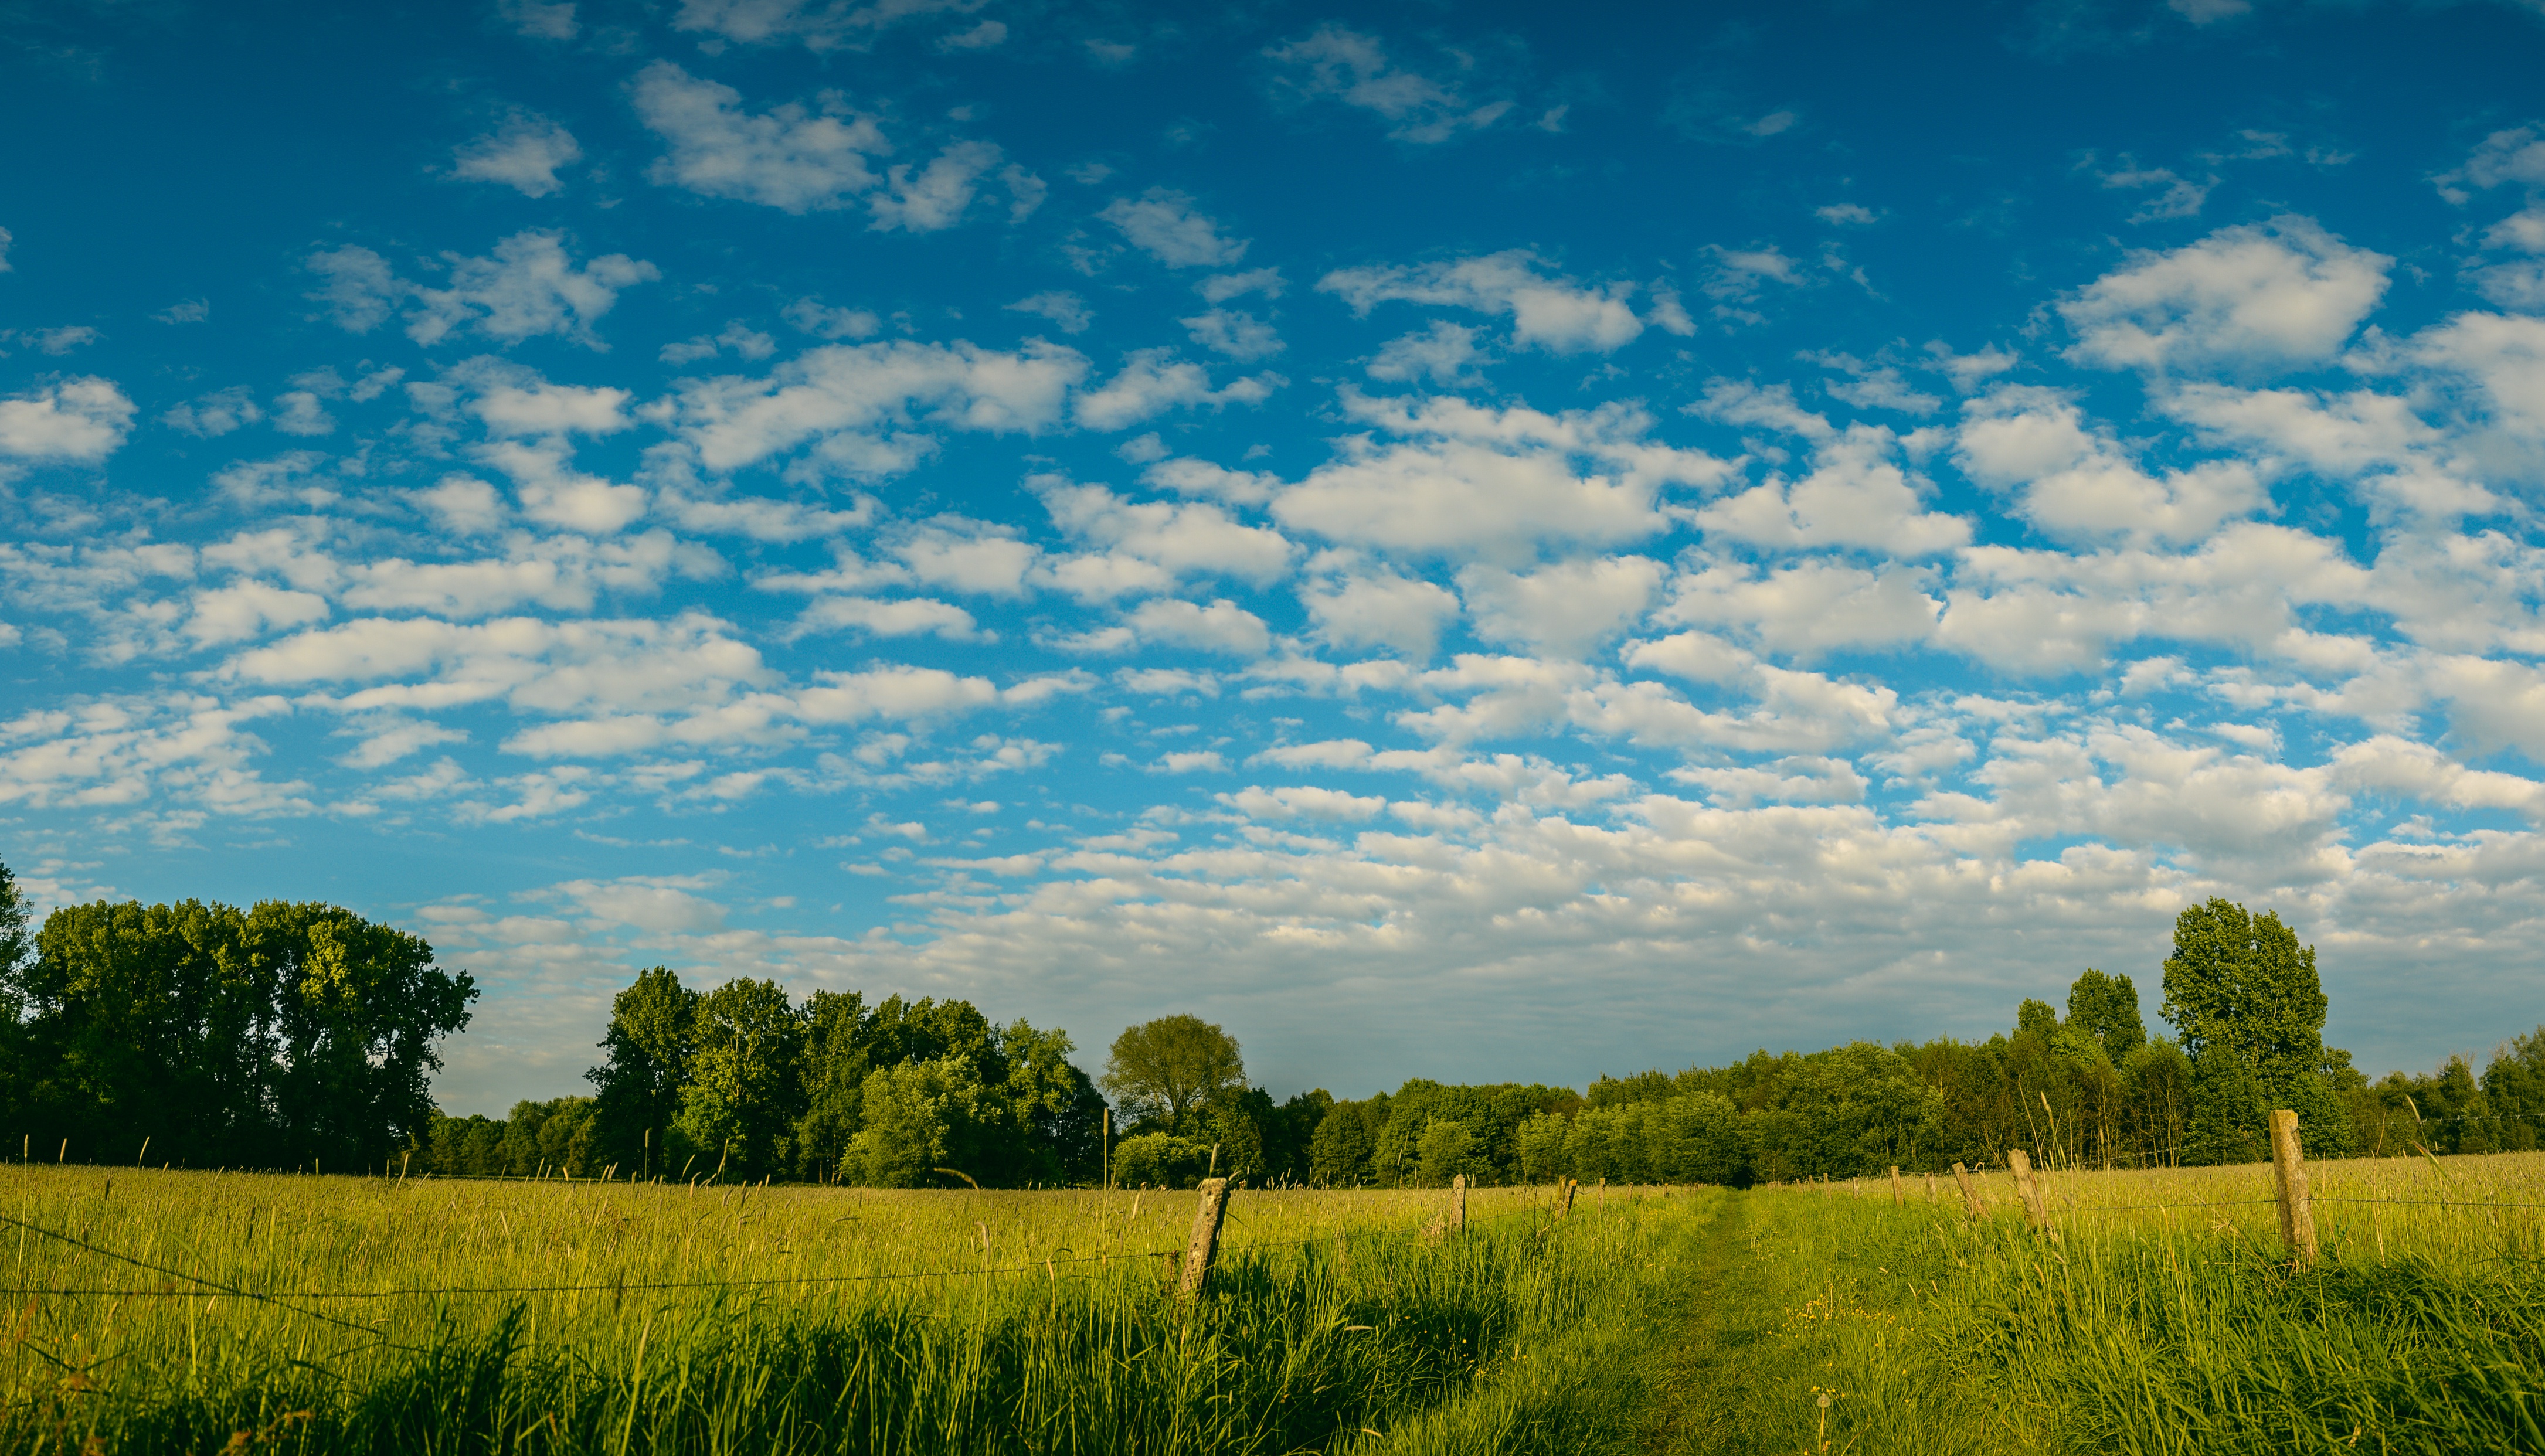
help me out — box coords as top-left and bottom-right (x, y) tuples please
(1113, 1132), (1210, 1188)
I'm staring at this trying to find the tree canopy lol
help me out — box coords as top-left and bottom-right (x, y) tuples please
(1, 881), (476, 1171)
(1101, 1014), (1245, 1135)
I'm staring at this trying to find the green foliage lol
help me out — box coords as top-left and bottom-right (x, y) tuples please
(1310, 1099), (1380, 1186)
(1101, 1014), (1245, 1135)
(2065, 968), (2146, 1060)
(2163, 897), (2354, 1159)
(583, 966), (698, 1177)
(845, 1056), (990, 1188)
(1414, 1118), (1474, 1186)
(6, 892), (474, 1171)
(1112, 1130), (1211, 1188)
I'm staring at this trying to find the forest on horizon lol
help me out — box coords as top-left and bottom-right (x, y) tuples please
(4, 860), (2536, 1190)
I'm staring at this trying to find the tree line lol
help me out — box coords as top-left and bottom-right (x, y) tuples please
(4, 863), (2533, 1187)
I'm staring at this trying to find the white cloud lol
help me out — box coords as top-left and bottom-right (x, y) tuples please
(154, 299), (209, 324)
(451, 113), (583, 197)
(475, 439), (648, 534)
(161, 387), (261, 438)
(1275, 392), (1734, 562)
(661, 321), (778, 366)
(1319, 251), (1646, 354)
(0, 226), (12, 273)
(415, 475), (508, 535)
(633, 62), (888, 213)
(2058, 216), (2391, 372)
(402, 231), (658, 349)
(674, 338), (1087, 474)
(869, 140), (1005, 232)
(184, 581), (331, 645)
(1816, 203), (1878, 225)
(1072, 350), (1281, 431)
(1197, 268), (1285, 304)
(1955, 385), (2264, 545)
(305, 246), (400, 333)
(1366, 321), (1483, 385)
(1459, 556), (1664, 659)
(1263, 25), (1513, 144)
(1039, 482), (1292, 597)
(671, 0), (981, 52)
(1657, 559), (1942, 659)
(795, 595), (979, 639)
(938, 19), (1005, 49)
(1100, 189), (1249, 268)
(0, 377), (135, 463)
(2434, 126), (2545, 205)
(1694, 419), (1971, 555)
(497, 0), (579, 39)
(1182, 309), (1283, 361)
(1299, 556), (1463, 660)
(1219, 784), (1387, 821)
(1006, 291), (1092, 334)
(270, 391), (335, 437)
(1123, 597), (1272, 656)
(466, 371), (635, 437)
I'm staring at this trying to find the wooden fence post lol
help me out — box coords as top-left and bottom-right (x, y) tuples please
(2009, 1149), (2055, 1239)
(1924, 1171), (1937, 1203)
(1452, 1172), (1467, 1233)
(1951, 1161), (1983, 1220)
(1888, 1166), (1902, 1206)
(1851, 1177), (1861, 1199)
(1558, 1178), (1576, 1219)
(1180, 1178), (1232, 1298)
(2269, 1109), (2318, 1270)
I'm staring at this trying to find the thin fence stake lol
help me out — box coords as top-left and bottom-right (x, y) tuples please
(1925, 1171), (1936, 1203)
(1558, 1178), (1576, 1220)
(1888, 1165), (1902, 1205)
(1951, 1161), (1983, 1220)
(1451, 1173), (1466, 1234)
(1178, 1178), (1231, 1299)
(2269, 1108), (2318, 1269)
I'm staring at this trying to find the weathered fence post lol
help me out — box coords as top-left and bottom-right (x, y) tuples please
(1451, 1172), (1467, 1233)
(2009, 1149), (2055, 1238)
(1851, 1177), (1861, 1199)
(1180, 1178), (1232, 1298)
(2269, 1109), (2318, 1270)
(1924, 1171), (1937, 1203)
(1888, 1165), (1903, 1206)
(1951, 1161), (1983, 1220)
(1559, 1178), (1576, 1219)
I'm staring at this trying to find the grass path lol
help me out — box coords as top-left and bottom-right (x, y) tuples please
(1635, 1191), (1796, 1456)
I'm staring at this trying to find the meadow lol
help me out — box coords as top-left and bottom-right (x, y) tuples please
(4, 1149), (2541, 1454)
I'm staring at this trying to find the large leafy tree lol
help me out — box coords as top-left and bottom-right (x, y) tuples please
(9, 892), (471, 1169)
(1102, 1014), (1245, 1135)
(586, 967), (701, 1177)
(2161, 898), (2355, 1161)
(671, 977), (806, 1178)
(2067, 969), (2147, 1060)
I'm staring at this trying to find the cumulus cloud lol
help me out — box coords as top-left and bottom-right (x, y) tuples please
(1182, 309), (1283, 360)
(0, 377), (136, 463)
(869, 140), (1007, 232)
(451, 113), (583, 197)
(160, 386), (261, 438)
(670, 0), (981, 52)
(1072, 350), (1282, 431)
(1100, 189), (1249, 268)
(1459, 556), (1664, 659)
(2058, 216), (2391, 372)
(315, 232), (655, 350)
(1299, 555), (1463, 660)
(1263, 25), (1513, 143)
(1274, 392), (1734, 561)
(1955, 385), (2265, 545)
(633, 62), (888, 213)
(673, 338), (1088, 475)
(1319, 251), (1647, 354)
(1007, 291), (1092, 334)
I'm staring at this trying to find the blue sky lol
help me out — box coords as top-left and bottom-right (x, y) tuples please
(5, 0), (2544, 1114)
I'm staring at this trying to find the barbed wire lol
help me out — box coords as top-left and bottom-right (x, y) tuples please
(0, 1200), (1602, 1306)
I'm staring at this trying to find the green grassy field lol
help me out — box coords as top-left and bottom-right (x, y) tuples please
(3, 1153), (2539, 1453)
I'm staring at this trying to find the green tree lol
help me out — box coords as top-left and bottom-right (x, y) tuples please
(2067, 969), (2147, 1060)
(993, 1019), (1107, 1185)
(1414, 1118), (1473, 1186)
(791, 990), (872, 1179)
(586, 967), (699, 1178)
(2483, 1028), (2545, 1153)
(845, 1056), (990, 1187)
(671, 977), (806, 1179)
(1101, 1015), (1244, 1135)
(2161, 899), (2354, 1161)
(1112, 1131), (1210, 1189)
(1309, 1100), (1378, 1186)
(1514, 1111), (1569, 1183)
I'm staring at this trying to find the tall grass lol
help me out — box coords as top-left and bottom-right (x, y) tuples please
(1680, 1151), (2545, 1454)
(0, 1167), (1693, 1454)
